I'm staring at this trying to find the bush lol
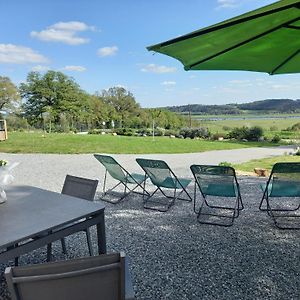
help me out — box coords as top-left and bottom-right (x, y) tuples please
(247, 126), (264, 141)
(115, 128), (135, 136)
(164, 129), (178, 137)
(179, 127), (210, 139)
(6, 115), (30, 131)
(271, 135), (281, 143)
(218, 161), (233, 167)
(228, 126), (263, 141)
(88, 129), (102, 134)
(211, 133), (225, 141)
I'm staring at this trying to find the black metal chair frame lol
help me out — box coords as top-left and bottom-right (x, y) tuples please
(136, 158), (192, 212)
(48, 174), (99, 261)
(94, 154), (149, 204)
(259, 162), (300, 230)
(191, 165), (244, 227)
(5, 252), (135, 300)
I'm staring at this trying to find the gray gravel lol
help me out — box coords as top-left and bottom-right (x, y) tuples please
(0, 149), (299, 300)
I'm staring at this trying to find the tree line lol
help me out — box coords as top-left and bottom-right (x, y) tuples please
(165, 99), (300, 115)
(0, 71), (186, 132)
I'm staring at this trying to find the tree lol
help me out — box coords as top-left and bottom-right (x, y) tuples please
(0, 76), (20, 112)
(100, 87), (141, 128)
(20, 71), (84, 127)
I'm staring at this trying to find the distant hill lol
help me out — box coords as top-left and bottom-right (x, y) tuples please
(162, 99), (300, 115)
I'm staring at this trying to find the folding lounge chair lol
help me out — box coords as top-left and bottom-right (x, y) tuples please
(94, 154), (148, 203)
(5, 252), (135, 300)
(259, 162), (300, 229)
(136, 158), (192, 212)
(190, 165), (243, 227)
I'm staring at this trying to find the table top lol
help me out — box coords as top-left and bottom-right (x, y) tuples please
(0, 185), (105, 249)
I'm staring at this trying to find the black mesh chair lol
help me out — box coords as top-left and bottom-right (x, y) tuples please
(47, 175), (99, 261)
(190, 165), (243, 226)
(5, 252), (135, 300)
(94, 154), (148, 203)
(136, 158), (192, 212)
(259, 162), (300, 229)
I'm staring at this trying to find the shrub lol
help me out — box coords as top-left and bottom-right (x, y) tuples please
(228, 126), (263, 141)
(218, 161), (233, 167)
(247, 126), (264, 141)
(211, 133), (225, 141)
(88, 129), (102, 134)
(271, 135), (281, 143)
(164, 129), (178, 137)
(115, 128), (135, 136)
(179, 127), (210, 139)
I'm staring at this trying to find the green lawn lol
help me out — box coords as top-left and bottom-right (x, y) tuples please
(0, 132), (278, 154)
(234, 155), (300, 172)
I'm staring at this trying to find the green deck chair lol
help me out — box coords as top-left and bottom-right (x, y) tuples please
(94, 154), (148, 203)
(136, 158), (192, 212)
(259, 162), (300, 229)
(190, 165), (243, 227)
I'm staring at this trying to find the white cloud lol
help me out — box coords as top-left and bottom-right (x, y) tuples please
(141, 64), (176, 73)
(216, 0), (239, 9)
(31, 65), (50, 72)
(62, 65), (86, 72)
(0, 44), (49, 64)
(97, 46), (118, 57)
(161, 81), (176, 86)
(31, 21), (95, 45)
(50, 21), (95, 32)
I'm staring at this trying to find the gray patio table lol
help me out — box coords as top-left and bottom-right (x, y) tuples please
(0, 185), (106, 263)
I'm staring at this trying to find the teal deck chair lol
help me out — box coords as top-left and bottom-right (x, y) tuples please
(259, 162), (300, 229)
(190, 165), (243, 227)
(136, 158), (192, 212)
(94, 154), (148, 203)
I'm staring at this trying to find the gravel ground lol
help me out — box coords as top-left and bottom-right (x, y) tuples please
(0, 149), (299, 300)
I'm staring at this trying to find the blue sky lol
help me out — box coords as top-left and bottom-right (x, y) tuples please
(1, 0), (299, 107)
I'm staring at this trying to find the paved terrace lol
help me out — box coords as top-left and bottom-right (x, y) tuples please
(0, 147), (299, 300)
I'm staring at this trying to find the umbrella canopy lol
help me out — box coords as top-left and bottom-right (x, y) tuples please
(147, 0), (300, 75)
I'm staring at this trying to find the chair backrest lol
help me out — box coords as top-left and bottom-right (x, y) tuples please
(5, 253), (126, 300)
(190, 165), (237, 197)
(136, 158), (174, 187)
(94, 154), (127, 182)
(61, 175), (98, 201)
(268, 162), (300, 197)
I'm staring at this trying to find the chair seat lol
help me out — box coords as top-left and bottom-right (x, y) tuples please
(203, 183), (236, 197)
(158, 177), (191, 189)
(125, 173), (145, 184)
(261, 182), (300, 197)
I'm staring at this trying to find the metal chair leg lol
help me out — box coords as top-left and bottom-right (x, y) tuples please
(60, 238), (67, 254)
(47, 243), (52, 262)
(85, 228), (94, 256)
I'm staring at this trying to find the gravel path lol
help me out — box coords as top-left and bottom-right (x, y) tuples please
(0, 147), (299, 300)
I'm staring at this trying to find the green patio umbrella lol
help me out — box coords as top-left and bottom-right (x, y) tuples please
(147, 0), (300, 75)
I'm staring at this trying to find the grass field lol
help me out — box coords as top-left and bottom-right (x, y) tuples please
(0, 132), (278, 154)
(234, 155), (300, 172)
(192, 114), (300, 138)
